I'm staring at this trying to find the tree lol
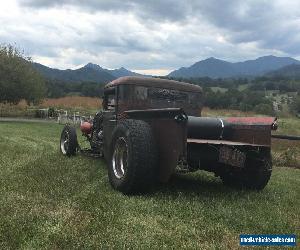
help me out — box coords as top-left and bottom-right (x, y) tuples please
(254, 103), (274, 115)
(0, 45), (46, 104)
(291, 95), (300, 114)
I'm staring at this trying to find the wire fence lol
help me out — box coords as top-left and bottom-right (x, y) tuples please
(57, 112), (92, 126)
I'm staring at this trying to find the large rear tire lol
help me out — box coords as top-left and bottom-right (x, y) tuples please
(60, 125), (78, 156)
(221, 149), (272, 190)
(108, 119), (158, 194)
(242, 150), (272, 190)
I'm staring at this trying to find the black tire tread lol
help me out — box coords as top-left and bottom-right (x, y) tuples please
(221, 149), (272, 190)
(60, 125), (78, 156)
(108, 119), (157, 194)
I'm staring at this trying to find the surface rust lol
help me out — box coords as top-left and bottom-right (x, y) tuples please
(105, 76), (203, 93)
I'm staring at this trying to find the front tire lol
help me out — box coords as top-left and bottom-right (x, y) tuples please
(60, 125), (78, 156)
(108, 119), (158, 194)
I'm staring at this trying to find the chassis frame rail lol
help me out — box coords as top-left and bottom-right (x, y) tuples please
(272, 134), (300, 141)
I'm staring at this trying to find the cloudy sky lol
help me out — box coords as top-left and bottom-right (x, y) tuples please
(1, 0), (300, 75)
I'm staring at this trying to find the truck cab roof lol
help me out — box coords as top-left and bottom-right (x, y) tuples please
(104, 76), (202, 93)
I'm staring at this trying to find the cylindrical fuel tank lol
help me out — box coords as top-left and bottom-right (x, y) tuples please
(187, 116), (226, 140)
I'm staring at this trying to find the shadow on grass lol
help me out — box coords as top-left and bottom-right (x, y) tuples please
(151, 171), (264, 200)
(14, 149), (271, 204)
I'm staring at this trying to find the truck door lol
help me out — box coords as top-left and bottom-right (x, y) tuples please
(102, 87), (117, 160)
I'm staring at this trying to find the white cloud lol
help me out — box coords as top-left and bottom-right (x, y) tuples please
(0, 0), (299, 75)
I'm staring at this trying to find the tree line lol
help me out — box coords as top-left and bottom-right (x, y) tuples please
(162, 76), (300, 115)
(203, 87), (274, 114)
(45, 79), (104, 98)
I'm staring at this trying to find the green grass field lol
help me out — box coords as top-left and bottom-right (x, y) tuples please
(0, 122), (299, 249)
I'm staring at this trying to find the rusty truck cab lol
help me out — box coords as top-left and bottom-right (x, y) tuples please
(103, 77), (203, 181)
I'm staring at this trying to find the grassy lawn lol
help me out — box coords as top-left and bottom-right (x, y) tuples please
(0, 122), (299, 249)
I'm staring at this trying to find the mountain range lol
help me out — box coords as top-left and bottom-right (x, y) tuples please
(265, 64), (300, 79)
(168, 55), (300, 78)
(32, 55), (300, 83)
(32, 62), (142, 83)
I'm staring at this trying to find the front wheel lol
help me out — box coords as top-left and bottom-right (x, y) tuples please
(60, 125), (78, 156)
(108, 119), (158, 194)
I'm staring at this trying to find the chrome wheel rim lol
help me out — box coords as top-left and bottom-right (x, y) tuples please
(112, 137), (128, 179)
(60, 131), (69, 155)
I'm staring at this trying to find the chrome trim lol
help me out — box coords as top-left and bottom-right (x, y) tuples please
(112, 137), (128, 179)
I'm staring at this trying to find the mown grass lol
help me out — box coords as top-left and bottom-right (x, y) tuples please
(0, 122), (299, 249)
(271, 118), (300, 169)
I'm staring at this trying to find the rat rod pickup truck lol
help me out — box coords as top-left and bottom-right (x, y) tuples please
(60, 76), (277, 194)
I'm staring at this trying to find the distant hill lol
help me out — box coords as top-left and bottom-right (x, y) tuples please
(169, 57), (237, 78)
(83, 63), (142, 78)
(265, 64), (300, 79)
(108, 67), (142, 78)
(168, 55), (300, 78)
(33, 62), (143, 83)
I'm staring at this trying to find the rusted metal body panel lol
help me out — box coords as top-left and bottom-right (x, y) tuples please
(187, 116), (277, 147)
(227, 125), (272, 146)
(124, 108), (186, 119)
(117, 83), (202, 116)
(223, 117), (277, 146)
(125, 108), (187, 182)
(150, 119), (186, 182)
(102, 111), (117, 161)
(105, 76), (203, 92)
